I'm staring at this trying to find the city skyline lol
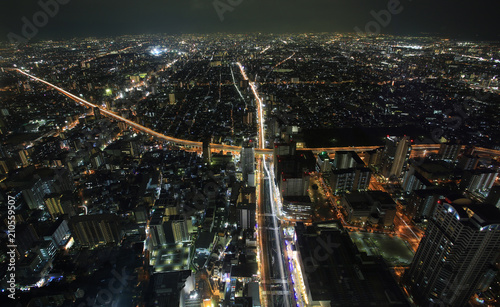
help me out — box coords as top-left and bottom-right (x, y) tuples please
(0, 13), (500, 307)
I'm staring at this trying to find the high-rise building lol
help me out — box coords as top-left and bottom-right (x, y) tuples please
(236, 202), (256, 230)
(44, 193), (64, 219)
(460, 169), (498, 194)
(329, 151), (371, 194)
(70, 214), (122, 247)
(329, 167), (371, 194)
(381, 136), (411, 180)
(150, 215), (167, 248)
(203, 140), (211, 163)
(169, 215), (190, 244)
(333, 151), (363, 170)
(406, 189), (450, 221)
(402, 166), (433, 194)
(404, 201), (500, 306)
(486, 186), (500, 209)
(44, 193), (76, 218)
(169, 93), (176, 105)
(316, 151), (332, 173)
(241, 144), (255, 184)
(438, 142), (461, 161)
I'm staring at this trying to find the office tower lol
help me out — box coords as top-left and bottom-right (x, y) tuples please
(404, 201), (500, 306)
(42, 217), (71, 247)
(406, 189), (450, 221)
(281, 175), (310, 197)
(486, 186), (500, 208)
(70, 214), (122, 247)
(274, 141), (314, 197)
(22, 177), (50, 210)
(16, 223), (39, 256)
(381, 136), (411, 180)
(365, 147), (383, 167)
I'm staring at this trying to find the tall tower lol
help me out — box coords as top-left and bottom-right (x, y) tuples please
(404, 201), (500, 306)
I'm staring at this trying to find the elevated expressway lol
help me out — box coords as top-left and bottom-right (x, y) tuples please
(11, 69), (500, 159)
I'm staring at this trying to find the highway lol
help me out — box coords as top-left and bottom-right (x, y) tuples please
(257, 157), (293, 307)
(238, 62), (294, 306)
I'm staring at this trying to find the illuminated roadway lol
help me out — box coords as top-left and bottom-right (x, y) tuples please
(236, 62), (294, 306)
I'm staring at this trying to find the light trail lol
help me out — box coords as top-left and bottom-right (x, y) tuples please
(260, 46), (271, 54)
(263, 156), (292, 307)
(230, 64), (247, 106)
(274, 53), (296, 69)
(236, 62), (266, 149)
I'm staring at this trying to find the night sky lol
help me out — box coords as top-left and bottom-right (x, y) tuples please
(1, 0), (499, 41)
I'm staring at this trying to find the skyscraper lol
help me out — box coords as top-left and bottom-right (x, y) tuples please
(381, 136), (411, 180)
(404, 201), (500, 306)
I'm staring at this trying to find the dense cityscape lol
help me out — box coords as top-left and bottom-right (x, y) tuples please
(0, 31), (500, 307)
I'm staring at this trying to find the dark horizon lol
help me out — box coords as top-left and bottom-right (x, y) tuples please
(1, 0), (500, 43)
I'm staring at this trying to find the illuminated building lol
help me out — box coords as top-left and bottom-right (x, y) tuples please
(316, 151), (332, 173)
(404, 201), (500, 306)
(330, 151), (371, 194)
(438, 142), (461, 161)
(460, 169), (498, 194)
(402, 166), (433, 194)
